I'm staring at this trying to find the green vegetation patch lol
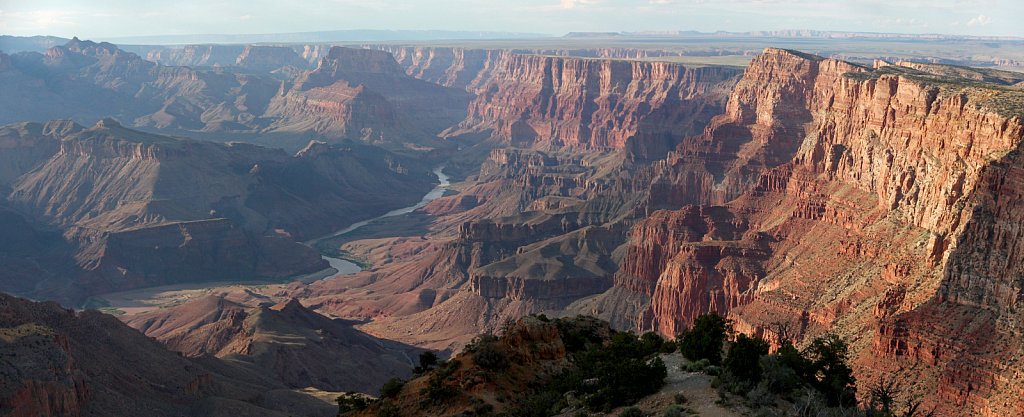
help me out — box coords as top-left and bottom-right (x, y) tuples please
(0, 323), (54, 342)
(511, 320), (669, 415)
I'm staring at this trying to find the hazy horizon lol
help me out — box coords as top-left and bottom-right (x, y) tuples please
(1, 0), (1020, 41)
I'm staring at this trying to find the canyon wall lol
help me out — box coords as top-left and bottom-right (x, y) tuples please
(451, 53), (740, 154)
(613, 48), (1024, 415)
(374, 45), (742, 155)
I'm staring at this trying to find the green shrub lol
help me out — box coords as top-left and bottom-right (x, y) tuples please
(802, 334), (857, 407)
(680, 358), (710, 373)
(554, 316), (607, 353)
(420, 360), (462, 407)
(336, 392), (371, 414)
(776, 341), (810, 378)
(678, 313), (731, 365)
(580, 355), (666, 411)
(758, 354), (802, 396)
(662, 404), (684, 417)
(723, 334), (769, 383)
(673, 392), (687, 405)
(745, 383), (778, 408)
(414, 350), (439, 374)
(639, 332), (665, 355)
(514, 390), (563, 417)
(469, 336), (510, 371)
(376, 402), (400, 417)
(379, 377), (405, 398)
(513, 327), (668, 414)
(469, 396), (495, 415)
(620, 406), (645, 417)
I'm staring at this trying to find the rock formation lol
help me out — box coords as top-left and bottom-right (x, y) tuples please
(143, 44), (247, 67)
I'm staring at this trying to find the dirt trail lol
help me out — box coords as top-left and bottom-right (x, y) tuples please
(617, 354), (742, 417)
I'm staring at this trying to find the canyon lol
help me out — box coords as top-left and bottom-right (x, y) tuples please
(0, 117), (436, 304)
(302, 46), (1024, 416)
(0, 34), (1022, 416)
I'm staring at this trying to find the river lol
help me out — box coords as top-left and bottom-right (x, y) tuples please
(311, 165), (451, 275)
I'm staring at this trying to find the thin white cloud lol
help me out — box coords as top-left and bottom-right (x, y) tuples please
(966, 14), (990, 27)
(3, 9), (79, 29)
(559, 0), (598, 10)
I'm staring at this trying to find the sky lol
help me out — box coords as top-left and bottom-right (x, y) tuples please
(0, 0), (1021, 39)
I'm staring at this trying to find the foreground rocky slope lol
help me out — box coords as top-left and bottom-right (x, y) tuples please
(351, 315), (613, 417)
(0, 293), (335, 417)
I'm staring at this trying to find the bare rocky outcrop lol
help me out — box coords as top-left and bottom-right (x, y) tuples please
(370, 45), (741, 156)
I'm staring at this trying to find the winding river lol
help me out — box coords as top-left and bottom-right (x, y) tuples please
(312, 165), (451, 275)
